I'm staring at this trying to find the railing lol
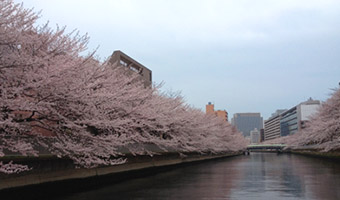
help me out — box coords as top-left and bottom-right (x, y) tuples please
(245, 144), (286, 154)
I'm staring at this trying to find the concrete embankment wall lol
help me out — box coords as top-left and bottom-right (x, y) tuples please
(0, 152), (242, 193)
(286, 149), (340, 159)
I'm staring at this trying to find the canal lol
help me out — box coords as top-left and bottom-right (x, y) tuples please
(54, 153), (340, 200)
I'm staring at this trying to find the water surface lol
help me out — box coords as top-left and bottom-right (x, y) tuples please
(58, 153), (340, 200)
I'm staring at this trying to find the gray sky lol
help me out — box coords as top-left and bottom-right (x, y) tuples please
(15, 0), (340, 119)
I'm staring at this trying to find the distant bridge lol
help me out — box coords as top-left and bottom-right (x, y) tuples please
(245, 144), (286, 154)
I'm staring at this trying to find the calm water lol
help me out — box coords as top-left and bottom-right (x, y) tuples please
(58, 153), (340, 200)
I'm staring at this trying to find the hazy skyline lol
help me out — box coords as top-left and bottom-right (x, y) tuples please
(15, 0), (340, 119)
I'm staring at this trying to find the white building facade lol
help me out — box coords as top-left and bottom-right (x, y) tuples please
(250, 128), (261, 144)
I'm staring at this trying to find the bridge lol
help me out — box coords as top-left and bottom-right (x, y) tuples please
(245, 144), (286, 154)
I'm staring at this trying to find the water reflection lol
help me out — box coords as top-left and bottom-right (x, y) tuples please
(289, 154), (340, 200)
(230, 153), (339, 200)
(58, 153), (340, 200)
(230, 153), (305, 199)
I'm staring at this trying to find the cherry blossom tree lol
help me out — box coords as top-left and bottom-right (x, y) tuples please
(0, 0), (247, 173)
(0, 0), (97, 172)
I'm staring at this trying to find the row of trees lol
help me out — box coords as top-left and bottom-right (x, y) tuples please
(264, 88), (340, 152)
(0, 0), (247, 173)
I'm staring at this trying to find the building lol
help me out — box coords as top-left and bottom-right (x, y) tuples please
(280, 98), (320, 137)
(264, 98), (321, 141)
(260, 128), (265, 142)
(280, 107), (298, 137)
(231, 113), (263, 137)
(264, 109), (287, 140)
(250, 128), (261, 144)
(206, 102), (228, 122)
(108, 50), (152, 87)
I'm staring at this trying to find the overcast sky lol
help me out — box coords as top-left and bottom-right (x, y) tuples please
(15, 0), (340, 119)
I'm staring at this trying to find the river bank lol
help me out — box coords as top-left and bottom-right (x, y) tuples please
(0, 151), (242, 193)
(287, 149), (340, 160)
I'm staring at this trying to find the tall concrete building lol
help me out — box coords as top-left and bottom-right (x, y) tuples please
(264, 109), (287, 140)
(206, 102), (228, 122)
(108, 50), (152, 87)
(231, 113), (263, 137)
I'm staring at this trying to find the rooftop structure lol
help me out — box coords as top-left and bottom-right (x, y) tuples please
(108, 50), (152, 87)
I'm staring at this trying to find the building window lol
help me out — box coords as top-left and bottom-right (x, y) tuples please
(119, 60), (128, 67)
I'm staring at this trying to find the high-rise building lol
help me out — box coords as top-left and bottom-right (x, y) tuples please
(205, 102), (228, 122)
(231, 113), (263, 137)
(264, 109), (287, 140)
(250, 128), (260, 144)
(108, 50), (152, 87)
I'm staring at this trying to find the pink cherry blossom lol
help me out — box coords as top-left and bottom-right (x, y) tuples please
(0, 0), (247, 173)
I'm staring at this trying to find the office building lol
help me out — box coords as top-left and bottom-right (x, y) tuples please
(264, 98), (321, 141)
(231, 113), (263, 137)
(264, 109), (287, 140)
(280, 98), (320, 137)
